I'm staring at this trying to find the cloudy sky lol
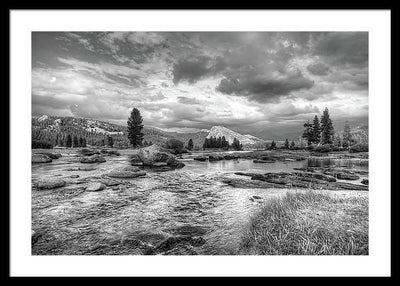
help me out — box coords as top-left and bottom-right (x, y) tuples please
(32, 32), (368, 139)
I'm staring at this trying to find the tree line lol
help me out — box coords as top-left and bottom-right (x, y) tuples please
(302, 107), (335, 146)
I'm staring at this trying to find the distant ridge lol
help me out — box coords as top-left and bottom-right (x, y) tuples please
(32, 115), (266, 148)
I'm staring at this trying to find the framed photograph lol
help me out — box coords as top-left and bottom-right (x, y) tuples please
(9, 9), (391, 277)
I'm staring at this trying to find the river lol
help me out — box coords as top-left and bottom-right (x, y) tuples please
(31, 149), (368, 255)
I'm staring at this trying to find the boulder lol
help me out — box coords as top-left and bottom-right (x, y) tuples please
(193, 156), (208, 161)
(137, 145), (185, 168)
(361, 179), (369, 185)
(336, 173), (360, 180)
(208, 155), (224, 161)
(107, 166), (146, 178)
(37, 152), (62, 159)
(37, 178), (66, 190)
(85, 182), (106, 192)
(32, 154), (52, 163)
(223, 154), (239, 160)
(80, 154), (106, 163)
(221, 177), (285, 189)
(253, 159), (274, 163)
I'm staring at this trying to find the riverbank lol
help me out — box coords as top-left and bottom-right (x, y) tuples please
(238, 191), (368, 255)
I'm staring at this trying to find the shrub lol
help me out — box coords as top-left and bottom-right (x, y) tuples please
(165, 138), (185, 153)
(312, 144), (333, 153)
(32, 140), (53, 149)
(349, 143), (369, 153)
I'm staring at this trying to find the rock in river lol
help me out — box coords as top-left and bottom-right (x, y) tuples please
(37, 152), (62, 159)
(107, 166), (146, 178)
(361, 179), (369, 185)
(253, 159), (274, 163)
(80, 154), (106, 163)
(80, 148), (100, 156)
(37, 178), (66, 190)
(336, 173), (360, 180)
(137, 145), (185, 169)
(85, 182), (106, 192)
(32, 154), (52, 163)
(193, 156), (208, 161)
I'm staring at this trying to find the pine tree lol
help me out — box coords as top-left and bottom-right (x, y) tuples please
(231, 138), (242, 150)
(66, 134), (72, 148)
(127, 108), (144, 148)
(312, 115), (321, 144)
(302, 120), (314, 146)
(221, 136), (228, 149)
(203, 138), (209, 149)
(284, 138), (289, 149)
(320, 107), (335, 145)
(187, 138), (194, 150)
(343, 121), (352, 148)
(290, 141), (295, 149)
(58, 134), (64, 147)
(271, 140), (276, 150)
(217, 137), (222, 148)
(73, 135), (79, 148)
(107, 135), (114, 147)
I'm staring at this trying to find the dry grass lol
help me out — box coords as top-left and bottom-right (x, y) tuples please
(238, 191), (368, 255)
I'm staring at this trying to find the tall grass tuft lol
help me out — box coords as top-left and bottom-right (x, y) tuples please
(239, 191), (368, 255)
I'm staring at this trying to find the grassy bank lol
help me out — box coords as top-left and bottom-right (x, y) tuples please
(238, 191), (368, 255)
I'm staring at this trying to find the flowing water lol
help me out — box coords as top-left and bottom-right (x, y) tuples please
(31, 149), (368, 255)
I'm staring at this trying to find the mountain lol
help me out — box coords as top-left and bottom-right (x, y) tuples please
(32, 115), (267, 149)
(207, 126), (265, 147)
(142, 126), (208, 148)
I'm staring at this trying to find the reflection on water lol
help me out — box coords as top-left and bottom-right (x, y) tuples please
(182, 158), (306, 174)
(307, 157), (368, 170)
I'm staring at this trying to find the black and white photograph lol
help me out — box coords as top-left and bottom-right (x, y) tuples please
(10, 10), (391, 277)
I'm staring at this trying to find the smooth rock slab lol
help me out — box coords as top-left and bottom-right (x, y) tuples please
(152, 162), (168, 167)
(80, 154), (106, 163)
(85, 182), (106, 192)
(107, 166), (146, 178)
(32, 154), (52, 163)
(37, 178), (66, 190)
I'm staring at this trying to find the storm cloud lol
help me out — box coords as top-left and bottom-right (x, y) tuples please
(32, 32), (368, 139)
